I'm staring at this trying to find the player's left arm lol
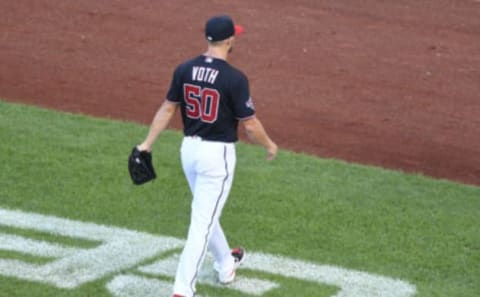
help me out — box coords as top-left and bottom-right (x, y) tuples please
(137, 100), (179, 152)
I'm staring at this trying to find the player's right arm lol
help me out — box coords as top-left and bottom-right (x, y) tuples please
(242, 117), (278, 161)
(231, 72), (277, 160)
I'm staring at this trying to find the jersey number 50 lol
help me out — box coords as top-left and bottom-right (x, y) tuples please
(184, 84), (220, 123)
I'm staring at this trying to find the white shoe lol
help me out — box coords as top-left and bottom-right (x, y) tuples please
(218, 247), (246, 284)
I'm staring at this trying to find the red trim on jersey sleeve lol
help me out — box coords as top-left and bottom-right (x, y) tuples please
(166, 98), (181, 104)
(237, 114), (256, 121)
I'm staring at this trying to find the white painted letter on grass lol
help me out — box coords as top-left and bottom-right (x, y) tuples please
(0, 208), (184, 288)
(0, 207), (416, 296)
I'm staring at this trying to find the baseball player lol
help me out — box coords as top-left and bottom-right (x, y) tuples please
(137, 15), (278, 297)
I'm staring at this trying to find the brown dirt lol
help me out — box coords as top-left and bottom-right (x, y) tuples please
(1, 1), (480, 186)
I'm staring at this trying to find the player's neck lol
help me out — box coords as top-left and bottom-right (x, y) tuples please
(204, 47), (229, 61)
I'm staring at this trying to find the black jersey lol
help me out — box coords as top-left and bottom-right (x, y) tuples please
(166, 55), (255, 142)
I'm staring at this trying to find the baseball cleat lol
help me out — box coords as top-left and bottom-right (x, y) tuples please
(218, 247), (246, 284)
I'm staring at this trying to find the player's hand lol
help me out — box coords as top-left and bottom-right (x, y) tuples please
(137, 142), (152, 152)
(266, 142), (278, 161)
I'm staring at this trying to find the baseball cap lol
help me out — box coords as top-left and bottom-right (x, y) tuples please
(205, 15), (244, 42)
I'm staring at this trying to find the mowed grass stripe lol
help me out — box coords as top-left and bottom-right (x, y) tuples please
(0, 99), (479, 297)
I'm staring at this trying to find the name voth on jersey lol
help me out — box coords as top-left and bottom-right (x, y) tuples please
(192, 66), (219, 84)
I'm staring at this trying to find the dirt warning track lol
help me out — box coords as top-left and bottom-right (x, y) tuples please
(1, 1), (479, 185)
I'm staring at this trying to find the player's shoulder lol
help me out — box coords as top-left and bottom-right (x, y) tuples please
(222, 62), (249, 83)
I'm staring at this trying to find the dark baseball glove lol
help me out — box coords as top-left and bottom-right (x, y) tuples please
(128, 147), (156, 185)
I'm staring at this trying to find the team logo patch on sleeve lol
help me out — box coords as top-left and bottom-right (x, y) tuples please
(246, 97), (255, 110)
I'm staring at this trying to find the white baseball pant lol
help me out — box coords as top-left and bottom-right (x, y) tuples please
(173, 136), (237, 297)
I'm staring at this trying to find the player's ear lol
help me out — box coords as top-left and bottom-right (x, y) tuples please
(226, 36), (234, 46)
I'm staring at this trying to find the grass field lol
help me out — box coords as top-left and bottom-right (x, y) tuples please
(0, 99), (479, 297)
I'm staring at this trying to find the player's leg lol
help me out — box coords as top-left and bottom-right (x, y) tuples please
(173, 136), (199, 297)
(173, 140), (236, 297)
(180, 137), (198, 193)
(209, 221), (234, 272)
(205, 145), (238, 282)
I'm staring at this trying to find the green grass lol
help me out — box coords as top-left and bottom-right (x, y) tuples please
(0, 99), (479, 297)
